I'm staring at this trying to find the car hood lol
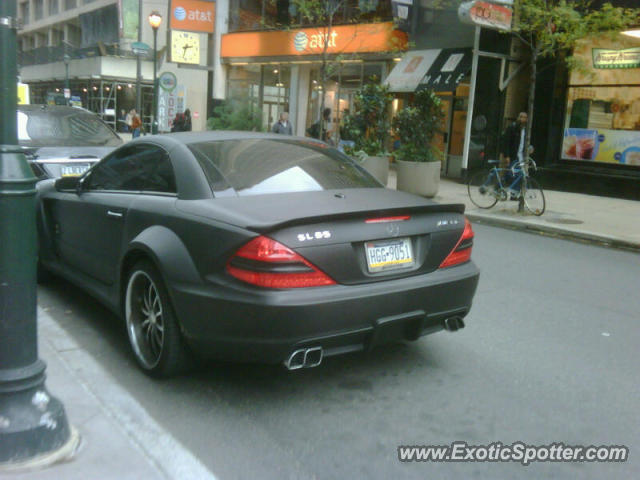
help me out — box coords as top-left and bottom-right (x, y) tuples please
(176, 188), (465, 232)
(23, 145), (114, 162)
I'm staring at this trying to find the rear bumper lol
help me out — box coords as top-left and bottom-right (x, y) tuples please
(171, 262), (480, 364)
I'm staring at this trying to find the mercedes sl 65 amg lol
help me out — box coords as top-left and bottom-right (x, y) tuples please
(37, 132), (479, 377)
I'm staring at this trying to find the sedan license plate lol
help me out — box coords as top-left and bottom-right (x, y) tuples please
(365, 238), (414, 273)
(61, 164), (91, 177)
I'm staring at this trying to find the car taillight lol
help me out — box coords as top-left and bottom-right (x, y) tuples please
(439, 218), (474, 269)
(226, 235), (336, 288)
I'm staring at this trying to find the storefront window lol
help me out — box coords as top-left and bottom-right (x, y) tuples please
(227, 64), (290, 131)
(228, 0), (392, 32)
(306, 62), (386, 140)
(561, 35), (640, 167)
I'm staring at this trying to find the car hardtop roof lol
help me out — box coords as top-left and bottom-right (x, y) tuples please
(18, 104), (96, 115)
(134, 130), (329, 148)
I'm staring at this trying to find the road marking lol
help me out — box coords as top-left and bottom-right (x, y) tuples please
(38, 308), (218, 480)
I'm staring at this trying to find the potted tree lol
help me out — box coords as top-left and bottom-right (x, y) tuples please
(392, 89), (445, 197)
(341, 82), (392, 184)
(207, 100), (263, 131)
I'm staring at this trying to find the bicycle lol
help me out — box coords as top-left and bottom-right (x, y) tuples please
(467, 157), (546, 216)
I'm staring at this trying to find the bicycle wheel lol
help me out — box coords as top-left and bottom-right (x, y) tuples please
(468, 170), (499, 209)
(522, 177), (546, 216)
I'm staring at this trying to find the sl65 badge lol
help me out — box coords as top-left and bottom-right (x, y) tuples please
(297, 231), (331, 242)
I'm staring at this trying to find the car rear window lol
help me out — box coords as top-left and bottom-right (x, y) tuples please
(18, 109), (121, 147)
(188, 139), (381, 197)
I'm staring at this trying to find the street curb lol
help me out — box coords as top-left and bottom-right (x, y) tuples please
(466, 212), (640, 252)
(37, 308), (218, 480)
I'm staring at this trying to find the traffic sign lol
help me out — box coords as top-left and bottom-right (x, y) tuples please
(132, 41), (151, 56)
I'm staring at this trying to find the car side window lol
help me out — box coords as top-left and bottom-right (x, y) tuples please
(87, 146), (145, 191)
(86, 145), (176, 194)
(135, 145), (177, 194)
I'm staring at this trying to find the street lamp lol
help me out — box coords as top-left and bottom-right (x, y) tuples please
(63, 54), (70, 105)
(0, 0), (75, 467)
(148, 11), (162, 134)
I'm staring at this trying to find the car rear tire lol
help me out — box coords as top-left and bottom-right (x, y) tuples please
(125, 260), (189, 377)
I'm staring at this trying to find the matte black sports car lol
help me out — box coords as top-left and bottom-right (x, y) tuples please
(37, 132), (479, 377)
(19, 105), (122, 179)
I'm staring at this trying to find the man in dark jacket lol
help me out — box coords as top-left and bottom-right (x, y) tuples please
(500, 111), (529, 195)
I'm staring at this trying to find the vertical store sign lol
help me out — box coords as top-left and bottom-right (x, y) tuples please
(158, 72), (187, 132)
(170, 0), (215, 33)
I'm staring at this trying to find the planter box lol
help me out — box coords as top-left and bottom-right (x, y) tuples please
(360, 155), (389, 185)
(396, 160), (441, 197)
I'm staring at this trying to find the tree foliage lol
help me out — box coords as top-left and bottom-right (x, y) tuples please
(341, 81), (393, 156)
(207, 101), (263, 131)
(510, 0), (639, 162)
(392, 89), (445, 162)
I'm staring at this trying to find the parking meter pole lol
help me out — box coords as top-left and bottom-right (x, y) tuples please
(0, 0), (74, 467)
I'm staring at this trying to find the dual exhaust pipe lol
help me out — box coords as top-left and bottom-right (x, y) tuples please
(443, 316), (465, 332)
(284, 317), (464, 369)
(284, 346), (323, 370)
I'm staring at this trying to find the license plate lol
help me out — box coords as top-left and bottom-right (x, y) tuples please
(61, 164), (91, 177)
(365, 238), (414, 273)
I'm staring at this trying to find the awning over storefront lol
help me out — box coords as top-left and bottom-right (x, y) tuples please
(384, 49), (441, 93)
(418, 48), (473, 92)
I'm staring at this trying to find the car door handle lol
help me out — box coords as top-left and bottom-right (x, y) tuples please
(107, 210), (123, 218)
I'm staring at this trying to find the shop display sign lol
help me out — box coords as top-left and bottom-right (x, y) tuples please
(592, 48), (640, 69)
(159, 72), (178, 92)
(459, 1), (512, 32)
(221, 23), (406, 58)
(158, 85), (186, 132)
(562, 128), (640, 166)
(170, 0), (215, 33)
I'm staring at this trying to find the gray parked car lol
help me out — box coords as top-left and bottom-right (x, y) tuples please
(18, 104), (123, 179)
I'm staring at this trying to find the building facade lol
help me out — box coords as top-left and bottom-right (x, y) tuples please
(16, 0), (214, 132)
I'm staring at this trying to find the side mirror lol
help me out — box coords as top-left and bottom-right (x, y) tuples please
(54, 176), (81, 192)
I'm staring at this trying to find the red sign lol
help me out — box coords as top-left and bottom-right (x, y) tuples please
(469, 1), (512, 31)
(170, 0), (215, 33)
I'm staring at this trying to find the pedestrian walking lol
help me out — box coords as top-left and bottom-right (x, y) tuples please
(131, 110), (142, 138)
(125, 109), (134, 132)
(183, 109), (192, 131)
(306, 108), (332, 143)
(271, 112), (293, 135)
(171, 112), (185, 132)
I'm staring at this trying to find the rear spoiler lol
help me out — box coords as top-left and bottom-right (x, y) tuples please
(248, 203), (467, 233)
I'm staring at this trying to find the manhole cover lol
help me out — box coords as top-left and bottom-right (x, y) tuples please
(545, 218), (584, 225)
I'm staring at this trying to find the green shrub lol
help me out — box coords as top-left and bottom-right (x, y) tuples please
(392, 89), (444, 162)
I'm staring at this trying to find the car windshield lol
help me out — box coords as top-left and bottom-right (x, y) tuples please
(189, 139), (381, 197)
(18, 109), (121, 147)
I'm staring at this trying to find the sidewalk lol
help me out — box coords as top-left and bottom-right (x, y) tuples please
(2, 309), (217, 480)
(387, 168), (640, 251)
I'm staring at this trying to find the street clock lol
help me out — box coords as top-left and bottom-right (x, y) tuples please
(171, 30), (200, 64)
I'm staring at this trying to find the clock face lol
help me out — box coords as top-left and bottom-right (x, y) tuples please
(171, 30), (200, 64)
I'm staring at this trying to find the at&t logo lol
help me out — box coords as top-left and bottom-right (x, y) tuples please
(294, 32), (308, 52)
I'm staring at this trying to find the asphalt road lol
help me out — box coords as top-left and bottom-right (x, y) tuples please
(37, 224), (640, 479)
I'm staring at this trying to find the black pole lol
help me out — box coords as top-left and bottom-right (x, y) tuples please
(135, 0), (142, 119)
(152, 26), (158, 134)
(0, 0), (74, 468)
(64, 54), (70, 105)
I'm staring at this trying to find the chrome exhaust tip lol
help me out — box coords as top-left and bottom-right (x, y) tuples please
(284, 347), (323, 370)
(443, 317), (465, 332)
(304, 346), (323, 368)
